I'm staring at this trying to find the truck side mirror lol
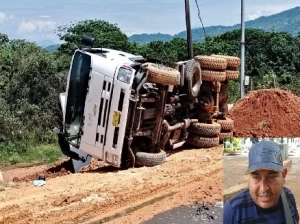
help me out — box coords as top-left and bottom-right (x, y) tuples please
(81, 36), (95, 47)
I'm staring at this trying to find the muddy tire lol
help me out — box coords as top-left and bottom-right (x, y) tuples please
(211, 55), (241, 69)
(135, 150), (166, 167)
(226, 70), (239, 81)
(217, 117), (234, 132)
(186, 133), (219, 148)
(219, 131), (233, 143)
(185, 59), (202, 99)
(195, 55), (227, 70)
(202, 70), (226, 82)
(143, 63), (180, 85)
(189, 122), (221, 137)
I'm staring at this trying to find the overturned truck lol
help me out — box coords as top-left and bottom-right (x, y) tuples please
(56, 37), (240, 171)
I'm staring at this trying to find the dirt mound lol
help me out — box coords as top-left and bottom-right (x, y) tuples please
(228, 89), (300, 137)
(12, 159), (75, 182)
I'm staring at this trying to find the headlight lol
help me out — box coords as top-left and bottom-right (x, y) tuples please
(117, 67), (133, 84)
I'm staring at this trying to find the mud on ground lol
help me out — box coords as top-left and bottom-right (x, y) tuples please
(229, 88), (300, 137)
(0, 145), (223, 224)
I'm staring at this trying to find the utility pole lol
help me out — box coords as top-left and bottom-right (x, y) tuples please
(184, 0), (193, 59)
(240, 0), (245, 98)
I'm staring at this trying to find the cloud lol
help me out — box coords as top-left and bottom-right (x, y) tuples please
(247, 12), (263, 21)
(0, 12), (6, 24)
(246, 6), (287, 21)
(18, 20), (36, 33)
(18, 20), (56, 33)
(39, 15), (51, 18)
(35, 21), (56, 31)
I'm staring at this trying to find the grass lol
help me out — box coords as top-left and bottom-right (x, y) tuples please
(0, 143), (64, 169)
(223, 145), (242, 152)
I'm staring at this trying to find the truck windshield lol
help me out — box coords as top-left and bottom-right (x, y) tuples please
(64, 51), (91, 145)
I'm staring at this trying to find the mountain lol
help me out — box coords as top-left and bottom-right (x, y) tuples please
(44, 44), (60, 52)
(129, 6), (300, 44)
(36, 39), (57, 47)
(129, 33), (173, 44)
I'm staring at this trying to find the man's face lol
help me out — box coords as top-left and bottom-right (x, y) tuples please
(248, 169), (287, 209)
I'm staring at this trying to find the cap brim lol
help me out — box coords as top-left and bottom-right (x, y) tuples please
(245, 162), (283, 175)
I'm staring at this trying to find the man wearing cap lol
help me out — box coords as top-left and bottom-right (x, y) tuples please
(224, 140), (299, 224)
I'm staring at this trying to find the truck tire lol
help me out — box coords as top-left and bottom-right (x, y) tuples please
(211, 55), (241, 69)
(135, 150), (167, 167)
(189, 122), (221, 137)
(185, 59), (202, 99)
(186, 133), (219, 148)
(143, 63), (180, 85)
(195, 55), (227, 70)
(217, 117), (234, 132)
(226, 70), (239, 81)
(219, 131), (233, 143)
(202, 70), (226, 82)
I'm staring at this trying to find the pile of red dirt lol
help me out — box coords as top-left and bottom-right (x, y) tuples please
(228, 89), (300, 137)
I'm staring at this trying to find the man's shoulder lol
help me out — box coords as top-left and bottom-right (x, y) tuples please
(283, 186), (297, 202)
(225, 188), (252, 209)
(228, 188), (250, 203)
(283, 186), (299, 223)
(224, 188), (257, 223)
(283, 186), (297, 205)
(283, 186), (294, 196)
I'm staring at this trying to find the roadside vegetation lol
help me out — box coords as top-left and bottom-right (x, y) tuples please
(1, 19), (300, 166)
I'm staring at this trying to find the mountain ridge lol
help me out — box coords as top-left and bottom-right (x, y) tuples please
(129, 6), (300, 44)
(43, 6), (300, 51)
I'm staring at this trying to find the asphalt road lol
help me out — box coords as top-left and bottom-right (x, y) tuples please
(141, 204), (223, 224)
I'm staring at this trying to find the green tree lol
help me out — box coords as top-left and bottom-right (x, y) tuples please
(0, 33), (9, 44)
(227, 81), (240, 103)
(0, 39), (65, 143)
(56, 19), (130, 55)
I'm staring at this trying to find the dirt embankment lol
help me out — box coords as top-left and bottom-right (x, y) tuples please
(228, 89), (300, 137)
(0, 145), (223, 224)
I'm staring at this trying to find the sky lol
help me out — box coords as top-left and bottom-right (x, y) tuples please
(0, 0), (299, 46)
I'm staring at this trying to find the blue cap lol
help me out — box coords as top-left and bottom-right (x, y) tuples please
(245, 140), (283, 175)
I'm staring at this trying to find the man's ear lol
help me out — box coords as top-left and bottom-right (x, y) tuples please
(282, 168), (288, 179)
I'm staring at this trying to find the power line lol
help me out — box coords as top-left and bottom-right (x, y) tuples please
(194, 0), (207, 38)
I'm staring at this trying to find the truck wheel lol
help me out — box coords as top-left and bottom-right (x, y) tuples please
(226, 70), (239, 81)
(217, 117), (234, 132)
(185, 59), (202, 99)
(186, 133), (219, 148)
(135, 150), (167, 167)
(195, 55), (227, 70)
(143, 63), (180, 85)
(202, 70), (226, 82)
(219, 131), (233, 143)
(211, 55), (241, 69)
(189, 122), (221, 137)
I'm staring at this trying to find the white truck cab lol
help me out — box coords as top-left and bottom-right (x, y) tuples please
(59, 47), (144, 168)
